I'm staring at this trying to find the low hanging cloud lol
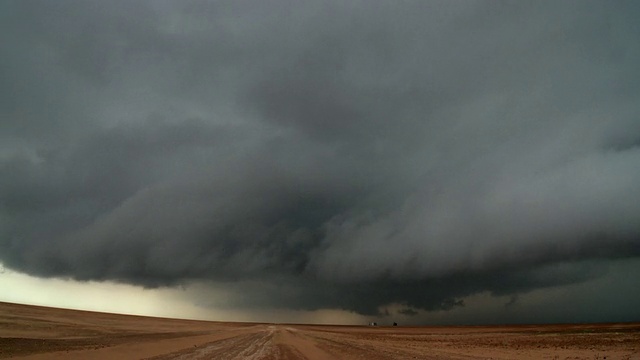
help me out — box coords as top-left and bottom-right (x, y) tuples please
(1, 0), (640, 318)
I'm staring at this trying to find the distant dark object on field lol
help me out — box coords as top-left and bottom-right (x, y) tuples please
(393, 322), (398, 326)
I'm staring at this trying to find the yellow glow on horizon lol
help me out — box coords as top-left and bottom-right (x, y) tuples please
(0, 267), (218, 320)
(0, 266), (369, 325)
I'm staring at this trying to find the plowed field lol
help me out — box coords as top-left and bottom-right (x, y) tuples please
(1, 302), (638, 359)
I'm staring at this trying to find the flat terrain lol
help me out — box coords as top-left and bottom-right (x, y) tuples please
(1, 302), (639, 359)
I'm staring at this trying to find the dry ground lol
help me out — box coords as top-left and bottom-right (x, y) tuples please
(1, 302), (639, 359)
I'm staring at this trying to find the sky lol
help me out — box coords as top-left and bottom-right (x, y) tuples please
(1, 0), (640, 325)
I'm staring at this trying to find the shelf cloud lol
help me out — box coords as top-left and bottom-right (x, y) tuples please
(2, 0), (639, 319)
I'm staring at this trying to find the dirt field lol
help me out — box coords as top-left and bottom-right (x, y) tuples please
(1, 302), (639, 359)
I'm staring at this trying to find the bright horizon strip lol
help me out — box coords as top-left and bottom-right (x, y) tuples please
(0, 266), (212, 319)
(0, 264), (368, 325)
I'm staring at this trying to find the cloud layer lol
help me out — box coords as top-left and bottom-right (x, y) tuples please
(2, 0), (640, 317)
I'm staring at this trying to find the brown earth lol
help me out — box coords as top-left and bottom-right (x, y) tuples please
(1, 301), (639, 359)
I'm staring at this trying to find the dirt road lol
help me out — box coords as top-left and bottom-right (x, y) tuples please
(2, 302), (639, 359)
(144, 325), (334, 360)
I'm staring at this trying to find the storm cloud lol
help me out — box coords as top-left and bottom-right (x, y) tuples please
(1, 0), (640, 319)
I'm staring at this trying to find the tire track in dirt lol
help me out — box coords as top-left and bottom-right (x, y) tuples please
(144, 325), (335, 360)
(144, 329), (271, 360)
(274, 327), (334, 360)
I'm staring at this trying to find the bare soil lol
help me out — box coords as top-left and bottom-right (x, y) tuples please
(1, 301), (639, 359)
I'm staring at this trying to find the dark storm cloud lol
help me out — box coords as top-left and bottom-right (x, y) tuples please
(1, 0), (640, 319)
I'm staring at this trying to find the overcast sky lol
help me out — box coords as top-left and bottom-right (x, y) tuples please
(1, 0), (640, 325)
